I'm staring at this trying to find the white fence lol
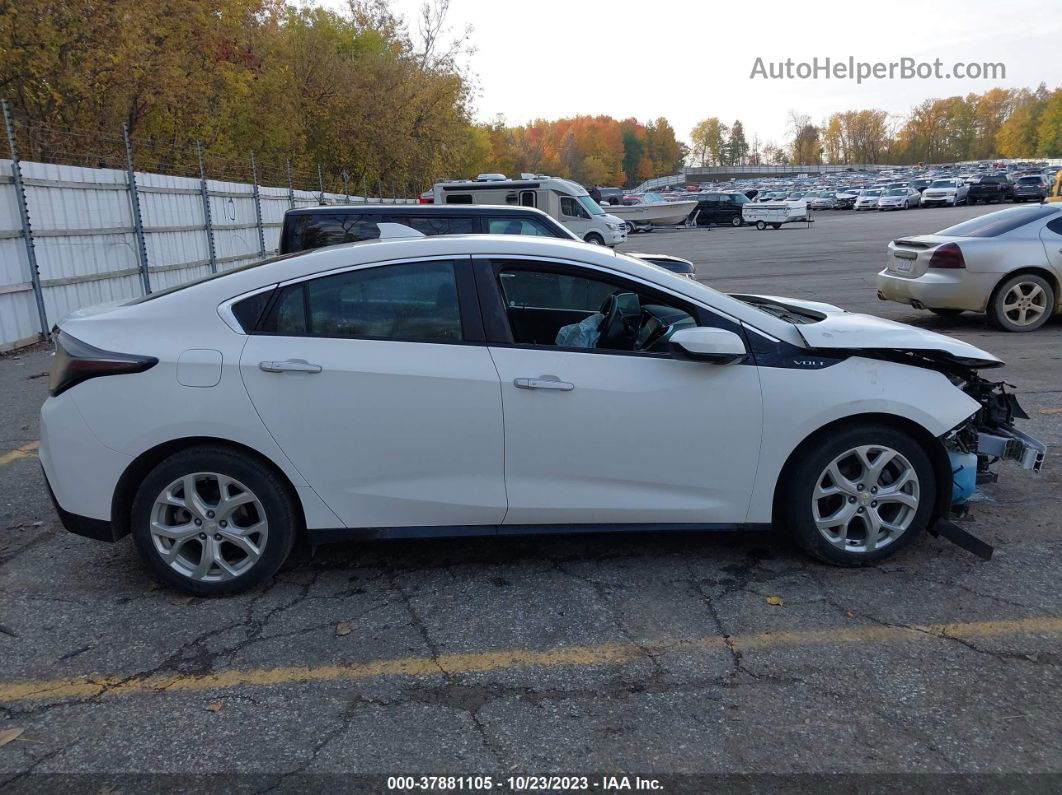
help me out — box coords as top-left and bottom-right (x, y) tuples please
(0, 159), (416, 351)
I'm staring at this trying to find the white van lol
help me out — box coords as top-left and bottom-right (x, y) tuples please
(432, 174), (627, 246)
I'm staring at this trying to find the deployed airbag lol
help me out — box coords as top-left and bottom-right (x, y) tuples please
(555, 313), (604, 348)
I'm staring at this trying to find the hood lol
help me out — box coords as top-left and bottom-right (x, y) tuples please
(795, 311), (1003, 369)
(731, 294), (845, 316)
(602, 213), (625, 225)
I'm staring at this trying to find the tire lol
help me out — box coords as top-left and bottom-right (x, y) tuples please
(928, 308), (963, 317)
(771, 223), (782, 229)
(780, 424), (936, 566)
(584, 233), (605, 246)
(902, 201), (909, 210)
(131, 446), (298, 596)
(987, 273), (1055, 332)
(968, 197), (976, 205)
(756, 220), (767, 230)
(730, 215), (743, 227)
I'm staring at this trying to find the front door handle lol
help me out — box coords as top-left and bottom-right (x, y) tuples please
(514, 375), (574, 391)
(259, 359), (323, 374)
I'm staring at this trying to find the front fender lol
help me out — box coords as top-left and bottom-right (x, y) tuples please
(746, 356), (979, 522)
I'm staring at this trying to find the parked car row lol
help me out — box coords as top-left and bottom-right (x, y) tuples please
(633, 159), (1060, 223)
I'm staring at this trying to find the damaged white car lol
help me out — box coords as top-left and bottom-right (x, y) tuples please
(40, 232), (1045, 594)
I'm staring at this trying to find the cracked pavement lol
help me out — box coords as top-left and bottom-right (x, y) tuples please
(0, 206), (1060, 787)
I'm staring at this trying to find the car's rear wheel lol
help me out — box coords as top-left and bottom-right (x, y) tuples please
(781, 424), (936, 566)
(756, 220), (767, 230)
(131, 447), (298, 595)
(730, 215), (743, 227)
(988, 273), (1054, 332)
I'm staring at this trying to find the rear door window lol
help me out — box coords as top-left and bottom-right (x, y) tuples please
(487, 218), (555, 236)
(402, 216), (479, 236)
(260, 260), (463, 342)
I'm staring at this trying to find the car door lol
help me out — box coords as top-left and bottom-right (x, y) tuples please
(239, 256), (507, 529)
(474, 258), (764, 526)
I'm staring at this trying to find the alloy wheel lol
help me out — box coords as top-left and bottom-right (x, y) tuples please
(149, 473), (268, 582)
(811, 445), (920, 553)
(1002, 281), (1048, 327)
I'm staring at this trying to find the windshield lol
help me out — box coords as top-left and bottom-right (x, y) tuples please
(1018, 176), (1042, 184)
(577, 194), (605, 216)
(936, 206), (1059, 238)
(861, 189), (882, 196)
(929, 180), (954, 188)
(886, 188), (906, 196)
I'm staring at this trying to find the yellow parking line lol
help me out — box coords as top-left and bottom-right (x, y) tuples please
(0, 441), (39, 467)
(0, 615), (1058, 704)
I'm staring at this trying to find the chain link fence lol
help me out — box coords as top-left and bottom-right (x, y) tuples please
(0, 102), (426, 351)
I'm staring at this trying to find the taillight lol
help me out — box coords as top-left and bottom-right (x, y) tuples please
(49, 331), (157, 397)
(929, 242), (965, 269)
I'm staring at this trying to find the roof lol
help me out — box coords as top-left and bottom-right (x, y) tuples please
(284, 204), (558, 217)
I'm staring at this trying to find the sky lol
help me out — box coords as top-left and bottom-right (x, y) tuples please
(317, 0), (1062, 147)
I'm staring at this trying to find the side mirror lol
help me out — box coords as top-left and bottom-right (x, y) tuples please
(669, 327), (746, 364)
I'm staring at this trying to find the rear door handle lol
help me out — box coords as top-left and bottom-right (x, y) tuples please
(259, 359), (323, 374)
(514, 375), (574, 391)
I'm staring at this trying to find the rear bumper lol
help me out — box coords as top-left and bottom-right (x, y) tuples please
(40, 393), (132, 526)
(43, 465), (118, 541)
(875, 269), (996, 311)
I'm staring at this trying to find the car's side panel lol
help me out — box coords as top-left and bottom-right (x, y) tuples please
(746, 356), (981, 523)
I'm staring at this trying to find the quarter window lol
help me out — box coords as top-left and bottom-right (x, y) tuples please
(260, 261), (463, 342)
(1044, 218), (1062, 236)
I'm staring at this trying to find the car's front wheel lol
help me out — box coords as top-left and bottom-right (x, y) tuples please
(131, 446), (298, 595)
(781, 424), (936, 566)
(584, 233), (605, 246)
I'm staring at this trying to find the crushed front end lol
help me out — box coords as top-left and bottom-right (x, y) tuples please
(946, 375), (1047, 483)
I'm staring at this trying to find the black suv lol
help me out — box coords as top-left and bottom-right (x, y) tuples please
(1013, 176), (1048, 202)
(690, 192), (749, 227)
(279, 204), (696, 277)
(967, 174), (1014, 204)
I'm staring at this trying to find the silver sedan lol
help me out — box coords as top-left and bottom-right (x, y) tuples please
(876, 205), (1062, 331)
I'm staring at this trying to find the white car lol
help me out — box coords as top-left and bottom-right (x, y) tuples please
(854, 189), (883, 210)
(921, 179), (969, 207)
(41, 231), (1044, 594)
(877, 205), (1062, 331)
(878, 187), (922, 210)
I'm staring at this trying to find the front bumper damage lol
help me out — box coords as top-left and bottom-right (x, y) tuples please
(932, 376), (1047, 559)
(951, 376), (1046, 476)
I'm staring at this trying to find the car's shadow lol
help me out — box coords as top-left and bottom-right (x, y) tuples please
(289, 527), (789, 576)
